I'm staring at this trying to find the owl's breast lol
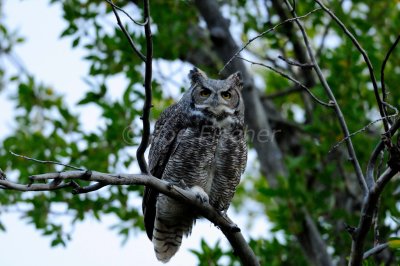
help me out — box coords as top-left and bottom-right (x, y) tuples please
(161, 127), (219, 185)
(207, 127), (247, 210)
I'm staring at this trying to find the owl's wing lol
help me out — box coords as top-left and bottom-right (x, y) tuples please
(142, 104), (183, 240)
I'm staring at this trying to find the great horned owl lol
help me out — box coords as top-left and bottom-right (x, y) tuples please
(142, 68), (247, 263)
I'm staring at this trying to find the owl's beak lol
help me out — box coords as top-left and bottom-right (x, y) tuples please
(207, 105), (234, 116)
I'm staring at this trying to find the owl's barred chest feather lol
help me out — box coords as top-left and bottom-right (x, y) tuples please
(202, 127), (225, 196)
(173, 124), (246, 210)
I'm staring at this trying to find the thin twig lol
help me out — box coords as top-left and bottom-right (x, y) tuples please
(263, 85), (303, 99)
(381, 34), (400, 122)
(383, 101), (399, 117)
(284, 0), (367, 195)
(135, 0), (153, 174)
(329, 113), (399, 154)
(314, 0), (389, 133)
(9, 151), (84, 171)
(0, 179), (74, 191)
(72, 182), (108, 194)
(104, 0), (148, 26)
(238, 56), (332, 108)
(107, 0), (147, 62)
(277, 55), (314, 68)
(316, 22), (331, 58)
(219, 8), (321, 74)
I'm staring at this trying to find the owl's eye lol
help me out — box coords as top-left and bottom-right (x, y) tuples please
(200, 88), (211, 97)
(221, 91), (232, 100)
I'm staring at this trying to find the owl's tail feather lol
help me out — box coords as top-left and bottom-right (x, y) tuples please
(152, 216), (193, 263)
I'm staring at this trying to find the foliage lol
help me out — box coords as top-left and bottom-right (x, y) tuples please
(1, 0), (400, 265)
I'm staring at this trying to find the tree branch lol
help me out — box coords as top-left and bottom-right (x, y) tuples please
(349, 168), (398, 266)
(104, 0), (148, 26)
(363, 243), (389, 260)
(381, 34), (400, 121)
(106, 0), (147, 62)
(314, 0), (389, 132)
(10, 151), (84, 171)
(0, 170), (259, 266)
(270, 0), (318, 123)
(238, 56), (332, 108)
(329, 113), (399, 154)
(71, 181), (108, 194)
(0, 178), (74, 191)
(220, 8), (321, 74)
(285, 0), (368, 197)
(366, 119), (400, 190)
(262, 85), (305, 99)
(277, 55), (314, 68)
(135, 0), (152, 174)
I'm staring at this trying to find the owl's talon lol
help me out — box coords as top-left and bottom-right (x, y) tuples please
(196, 193), (209, 204)
(190, 186), (209, 204)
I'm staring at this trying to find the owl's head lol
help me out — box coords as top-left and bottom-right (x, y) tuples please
(186, 68), (244, 123)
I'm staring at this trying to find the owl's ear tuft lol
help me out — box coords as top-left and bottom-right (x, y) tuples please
(189, 67), (207, 85)
(227, 71), (243, 90)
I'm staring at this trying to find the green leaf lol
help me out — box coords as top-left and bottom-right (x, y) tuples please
(388, 238), (400, 249)
(72, 37), (80, 48)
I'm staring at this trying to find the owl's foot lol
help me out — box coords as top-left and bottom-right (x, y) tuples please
(190, 186), (209, 204)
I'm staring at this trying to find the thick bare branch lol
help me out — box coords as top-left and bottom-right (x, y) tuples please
(135, 0), (152, 174)
(1, 169), (259, 266)
(0, 178), (73, 191)
(349, 168), (398, 266)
